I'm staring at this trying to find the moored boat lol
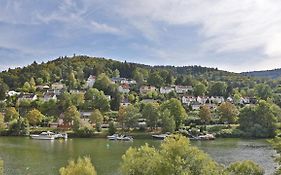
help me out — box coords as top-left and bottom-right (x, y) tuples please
(198, 134), (215, 140)
(152, 133), (170, 140)
(30, 131), (56, 140)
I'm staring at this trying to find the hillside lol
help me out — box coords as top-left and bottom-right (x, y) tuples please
(0, 55), (256, 91)
(242, 69), (281, 79)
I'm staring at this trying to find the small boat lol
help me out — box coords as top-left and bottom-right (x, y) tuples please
(107, 134), (118, 140)
(107, 134), (133, 141)
(30, 131), (56, 140)
(55, 133), (68, 139)
(152, 133), (170, 140)
(198, 134), (215, 140)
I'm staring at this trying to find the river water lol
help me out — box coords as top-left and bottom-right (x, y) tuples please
(0, 137), (277, 175)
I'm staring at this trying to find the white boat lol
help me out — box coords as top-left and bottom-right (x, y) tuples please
(30, 131), (56, 140)
(107, 134), (118, 140)
(107, 134), (133, 141)
(152, 133), (170, 140)
(198, 134), (215, 140)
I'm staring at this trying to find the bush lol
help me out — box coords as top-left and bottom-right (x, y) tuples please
(75, 127), (95, 137)
(108, 122), (116, 135)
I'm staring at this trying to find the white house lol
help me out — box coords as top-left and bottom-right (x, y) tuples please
(175, 85), (193, 94)
(86, 75), (96, 88)
(7, 91), (20, 97)
(43, 92), (57, 102)
(160, 87), (174, 94)
(118, 84), (130, 93)
(182, 96), (196, 105)
(51, 82), (65, 90)
(18, 93), (37, 102)
(140, 85), (157, 94)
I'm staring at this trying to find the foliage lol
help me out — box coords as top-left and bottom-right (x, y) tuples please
(209, 82), (227, 96)
(160, 98), (187, 130)
(239, 100), (277, 138)
(4, 107), (19, 122)
(0, 113), (6, 131)
(142, 102), (159, 130)
(254, 84), (273, 100)
(225, 160), (264, 175)
(75, 126), (95, 137)
(0, 81), (8, 100)
(199, 105), (212, 124)
(26, 108), (44, 126)
(63, 105), (81, 130)
(8, 118), (29, 136)
(160, 109), (175, 133)
(108, 122), (117, 135)
(217, 102), (239, 124)
(194, 82), (207, 96)
(59, 156), (97, 175)
(89, 109), (103, 131)
(121, 134), (224, 175)
(123, 105), (141, 129)
(84, 88), (110, 112)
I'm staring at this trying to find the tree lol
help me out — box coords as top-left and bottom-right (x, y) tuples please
(160, 98), (187, 130)
(123, 105), (141, 129)
(85, 88), (110, 112)
(68, 71), (78, 89)
(108, 122), (117, 135)
(147, 72), (164, 87)
(4, 107), (19, 122)
(0, 81), (8, 101)
(64, 105), (81, 130)
(239, 100), (277, 138)
(225, 160), (264, 175)
(58, 92), (72, 111)
(194, 82), (207, 96)
(0, 113), (6, 131)
(161, 109), (175, 133)
(93, 73), (112, 93)
(270, 137), (281, 174)
(199, 105), (212, 124)
(121, 134), (224, 175)
(8, 118), (29, 136)
(22, 82), (31, 92)
(59, 156), (97, 175)
(254, 84), (273, 100)
(142, 102), (159, 130)
(112, 69), (120, 78)
(70, 93), (85, 108)
(89, 109), (104, 131)
(217, 102), (239, 124)
(26, 109), (44, 126)
(209, 82), (227, 96)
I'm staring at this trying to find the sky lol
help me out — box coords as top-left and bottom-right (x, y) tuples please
(1, 0), (281, 73)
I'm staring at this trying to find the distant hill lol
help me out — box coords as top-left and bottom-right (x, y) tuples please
(241, 69), (281, 79)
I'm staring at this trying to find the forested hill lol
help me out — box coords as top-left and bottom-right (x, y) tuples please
(0, 55), (254, 90)
(242, 69), (281, 79)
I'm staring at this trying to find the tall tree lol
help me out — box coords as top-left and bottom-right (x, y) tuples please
(4, 107), (19, 122)
(160, 98), (187, 130)
(26, 109), (44, 126)
(64, 105), (81, 130)
(217, 102), (238, 124)
(89, 109), (104, 131)
(208, 82), (227, 96)
(0, 81), (8, 101)
(142, 102), (159, 130)
(254, 84), (273, 100)
(59, 157), (97, 175)
(194, 82), (207, 96)
(199, 105), (212, 124)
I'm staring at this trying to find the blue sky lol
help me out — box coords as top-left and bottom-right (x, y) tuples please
(1, 0), (281, 72)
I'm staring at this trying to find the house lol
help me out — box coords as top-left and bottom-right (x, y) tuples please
(140, 99), (158, 103)
(160, 87), (174, 94)
(118, 84), (130, 93)
(51, 82), (65, 90)
(120, 98), (131, 107)
(182, 96), (197, 105)
(18, 93), (37, 102)
(105, 95), (111, 101)
(85, 75), (96, 88)
(46, 89), (62, 96)
(111, 77), (127, 84)
(7, 91), (20, 97)
(140, 85), (157, 94)
(226, 97), (234, 103)
(209, 96), (224, 104)
(36, 85), (50, 90)
(43, 92), (57, 102)
(175, 85), (193, 94)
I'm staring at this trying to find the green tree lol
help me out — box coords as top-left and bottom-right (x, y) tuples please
(8, 118), (29, 136)
(94, 73), (112, 93)
(85, 88), (110, 112)
(254, 84), (273, 100)
(121, 134), (224, 175)
(89, 109), (104, 131)
(199, 105), (212, 124)
(147, 72), (164, 88)
(22, 82), (31, 92)
(71, 93), (85, 108)
(0, 81), (8, 101)
(59, 156), (97, 175)
(0, 113), (6, 131)
(123, 105), (141, 129)
(26, 109), (44, 126)
(239, 100), (277, 138)
(108, 122), (117, 135)
(209, 82), (227, 96)
(194, 82), (207, 96)
(4, 107), (19, 122)
(160, 98), (187, 130)
(161, 109), (175, 133)
(112, 69), (120, 78)
(217, 102), (239, 124)
(64, 105), (81, 130)
(142, 102), (159, 130)
(225, 160), (264, 175)
(68, 71), (78, 89)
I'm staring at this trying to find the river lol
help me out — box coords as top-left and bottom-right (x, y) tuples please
(0, 137), (277, 175)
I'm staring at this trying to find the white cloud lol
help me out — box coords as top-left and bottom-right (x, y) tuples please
(116, 0), (281, 60)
